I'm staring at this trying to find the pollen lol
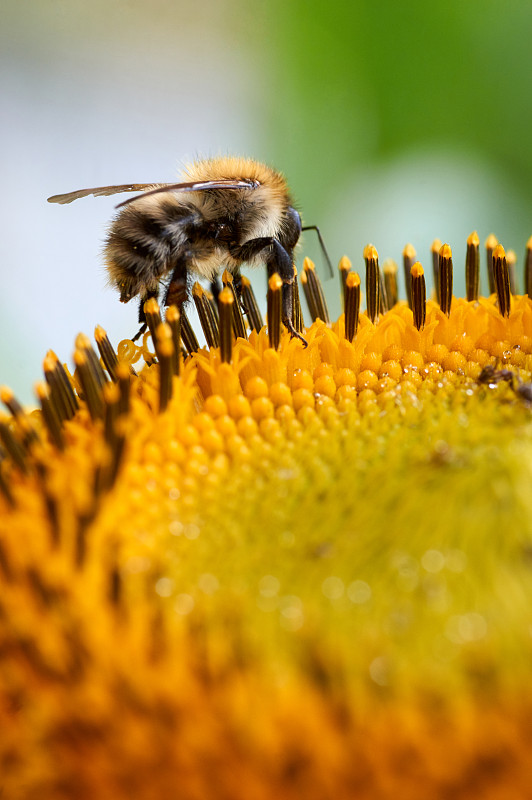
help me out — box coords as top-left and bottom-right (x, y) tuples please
(2, 236), (532, 799)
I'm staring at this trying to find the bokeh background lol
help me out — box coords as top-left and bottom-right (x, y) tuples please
(1, 0), (531, 402)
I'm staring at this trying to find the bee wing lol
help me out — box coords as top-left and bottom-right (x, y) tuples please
(115, 179), (260, 208)
(47, 183), (171, 205)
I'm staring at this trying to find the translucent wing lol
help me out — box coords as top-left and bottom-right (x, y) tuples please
(47, 183), (170, 205)
(115, 179), (260, 208)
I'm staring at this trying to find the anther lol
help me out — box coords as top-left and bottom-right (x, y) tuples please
(240, 276), (264, 334)
(0, 418), (28, 474)
(95, 325), (119, 381)
(165, 305), (181, 376)
(74, 349), (105, 420)
(43, 350), (78, 420)
(0, 457), (15, 508)
(410, 262), (426, 330)
(465, 231), (480, 302)
(524, 236), (532, 297)
(155, 323), (174, 412)
(493, 244), (511, 318)
(193, 282), (220, 349)
(35, 382), (64, 450)
(438, 243), (453, 316)
(180, 309), (200, 355)
(143, 298), (163, 345)
(302, 257), (330, 323)
(115, 362), (131, 418)
(338, 255), (351, 301)
(267, 273), (283, 351)
(222, 270), (247, 340)
(383, 259), (398, 308)
(0, 387), (38, 448)
(364, 244), (380, 323)
(75, 333), (108, 391)
(344, 271), (361, 342)
(218, 287), (234, 364)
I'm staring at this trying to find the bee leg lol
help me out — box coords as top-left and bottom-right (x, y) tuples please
(209, 276), (222, 304)
(232, 238), (307, 346)
(230, 267), (247, 314)
(232, 267), (243, 296)
(266, 243), (307, 346)
(163, 259), (188, 309)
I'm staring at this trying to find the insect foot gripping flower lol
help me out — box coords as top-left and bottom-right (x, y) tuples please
(1, 237), (532, 799)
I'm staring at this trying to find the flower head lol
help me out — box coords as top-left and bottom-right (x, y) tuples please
(1, 237), (532, 798)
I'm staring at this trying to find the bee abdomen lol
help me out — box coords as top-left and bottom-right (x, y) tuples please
(105, 204), (202, 294)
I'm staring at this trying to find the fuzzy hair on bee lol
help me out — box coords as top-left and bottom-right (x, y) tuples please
(48, 156), (331, 343)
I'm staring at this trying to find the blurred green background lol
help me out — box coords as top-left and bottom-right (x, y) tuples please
(1, 0), (531, 401)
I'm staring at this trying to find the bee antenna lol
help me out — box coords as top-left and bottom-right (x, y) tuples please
(301, 225), (334, 279)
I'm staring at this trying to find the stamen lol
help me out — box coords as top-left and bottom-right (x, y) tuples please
(300, 270), (315, 322)
(267, 273), (283, 351)
(180, 309), (200, 355)
(205, 289), (219, 325)
(338, 255), (351, 301)
(108, 555), (122, 609)
(431, 239), (442, 304)
(218, 287), (234, 364)
(73, 349), (105, 421)
(344, 271), (361, 342)
(465, 231), (480, 302)
(155, 323), (174, 413)
(165, 305), (181, 377)
(43, 350), (78, 420)
(95, 325), (119, 381)
(0, 418), (28, 474)
(193, 283), (220, 349)
(438, 244), (453, 316)
(410, 262), (426, 331)
(75, 333), (108, 391)
(485, 233), (498, 294)
(364, 245), (380, 323)
(35, 382), (64, 450)
(292, 267), (304, 334)
(101, 381), (127, 490)
(240, 276), (264, 334)
(524, 236), (532, 297)
(0, 386), (25, 419)
(0, 456), (15, 508)
(143, 298), (163, 345)
(383, 259), (398, 308)
(103, 381), (120, 451)
(506, 249), (517, 295)
(402, 243), (416, 308)
(303, 257), (330, 323)
(116, 362), (131, 418)
(222, 270), (247, 340)
(493, 244), (511, 318)
(0, 387), (38, 448)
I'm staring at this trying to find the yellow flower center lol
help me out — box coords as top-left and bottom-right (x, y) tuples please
(1, 239), (532, 798)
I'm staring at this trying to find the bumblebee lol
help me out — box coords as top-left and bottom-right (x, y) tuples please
(48, 156), (331, 342)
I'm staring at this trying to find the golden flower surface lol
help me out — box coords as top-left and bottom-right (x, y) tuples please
(1, 243), (532, 799)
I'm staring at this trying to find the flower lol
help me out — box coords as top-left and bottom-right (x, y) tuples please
(1, 239), (532, 798)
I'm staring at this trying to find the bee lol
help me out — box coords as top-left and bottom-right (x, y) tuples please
(48, 156), (332, 343)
